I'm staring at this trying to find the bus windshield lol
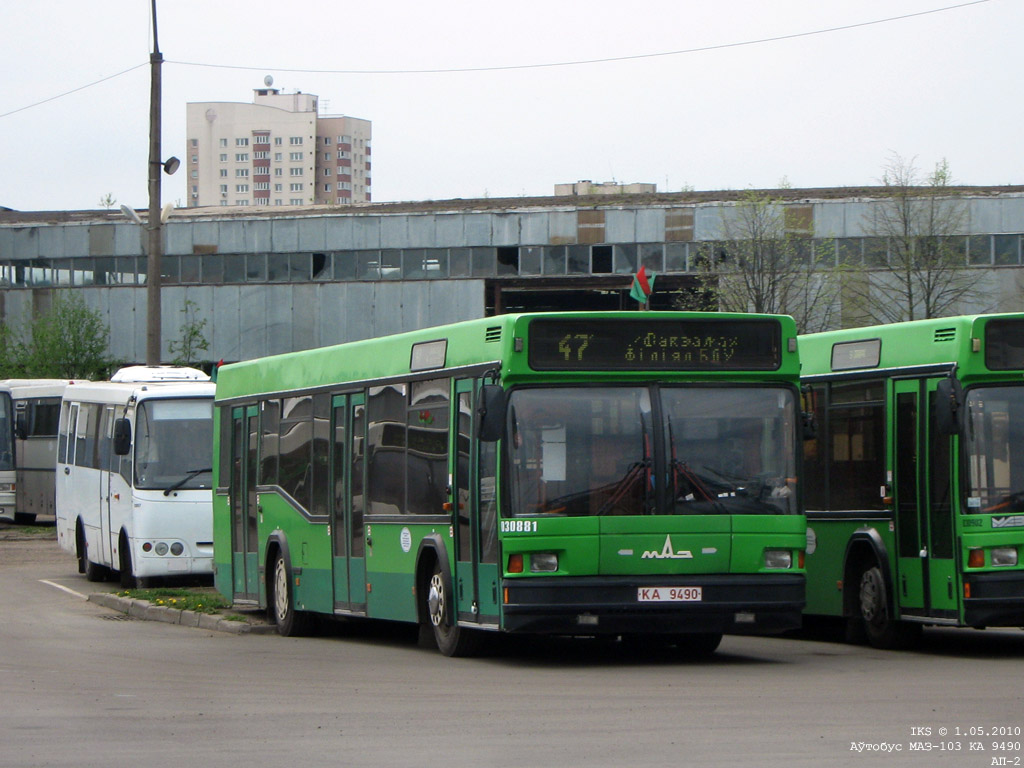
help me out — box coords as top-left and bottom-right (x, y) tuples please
(134, 398), (214, 491)
(964, 386), (1024, 514)
(507, 385), (798, 517)
(0, 392), (12, 471)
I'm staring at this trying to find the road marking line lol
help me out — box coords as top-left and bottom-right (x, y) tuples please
(40, 580), (89, 600)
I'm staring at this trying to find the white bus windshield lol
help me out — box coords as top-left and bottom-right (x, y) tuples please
(134, 398), (214, 492)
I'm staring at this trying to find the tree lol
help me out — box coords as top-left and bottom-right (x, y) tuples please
(168, 299), (210, 366)
(680, 190), (841, 333)
(2, 294), (110, 379)
(98, 193), (117, 209)
(846, 154), (980, 324)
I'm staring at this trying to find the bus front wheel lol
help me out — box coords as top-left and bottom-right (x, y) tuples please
(270, 551), (313, 636)
(424, 561), (479, 657)
(858, 566), (920, 649)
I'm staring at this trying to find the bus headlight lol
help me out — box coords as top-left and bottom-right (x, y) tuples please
(530, 553), (559, 572)
(764, 550), (793, 569)
(170, 542), (184, 556)
(991, 547), (1018, 567)
(154, 542), (169, 556)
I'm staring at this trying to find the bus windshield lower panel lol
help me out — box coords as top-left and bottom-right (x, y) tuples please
(507, 385), (797, 517)
(965, 386), (1024, 514)
(134, 399), (214, 492)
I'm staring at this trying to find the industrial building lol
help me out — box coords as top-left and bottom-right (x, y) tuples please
(1, 186), (1023, 364)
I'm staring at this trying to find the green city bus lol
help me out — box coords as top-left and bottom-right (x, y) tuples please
(800, 314), (1024, 648)
(212, 311), (807, 656)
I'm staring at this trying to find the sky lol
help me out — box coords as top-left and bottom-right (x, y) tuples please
(1, 0), (1021, 212)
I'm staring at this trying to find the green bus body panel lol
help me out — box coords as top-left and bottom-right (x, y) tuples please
(804, 518), (896, 616)
(799, 313), (1024, 628)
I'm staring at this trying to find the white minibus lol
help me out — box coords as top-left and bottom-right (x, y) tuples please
(55, 366), (215, 586)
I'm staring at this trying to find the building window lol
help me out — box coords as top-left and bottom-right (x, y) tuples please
(324, 152), (332, 161)
(255, 182), (269, 190)
(190, 138), (198, 147)
(290, 198), (304, 205)
(236, 138), (249, 147)
(324, 183), (332, 192)
(289, 152), (303, 161)
(290, 137), (303, 145)
(324, 137), (332, 145)
(290, 183), (304, 192)
(254, 151), (268, 159)
(323, 168), (332, 176)
(237, 200), (250, 206)
(254, 166), (269, 176)
(236, 169), (249, 177)
(220, 184), (228, 193)
(290, 167), (303, 176)
(236, 184), (249, 193)
(274, 168), (283, 177)
(274, 137), (283, 146)
(219, 153), (228, 162)
(274, 183), (283, 192)
(275, 199), (283, 206)
(235, 153), (249, 162)
(254, 135), (270, 145)
(191, 155), (198, 164)
(220, 169), (228, 178)
(274, 153), (283, 161)
(219, 138), (228, 147)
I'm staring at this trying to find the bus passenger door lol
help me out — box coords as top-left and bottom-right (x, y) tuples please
(453, 381), (480, 623)
(453, 380), (500, 625)
(924, 378), (958, 616)
(892, 380), (926, 615)
(100, 406), (116, 567)
(331, 394), (366, 613)
(229, 406), (259, 601)
(347, 395), (367, 612)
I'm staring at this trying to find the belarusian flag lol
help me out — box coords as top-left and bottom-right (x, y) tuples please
(630, 265), (656, 304)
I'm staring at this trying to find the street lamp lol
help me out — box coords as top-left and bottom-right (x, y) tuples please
(145, 0), (178, 365)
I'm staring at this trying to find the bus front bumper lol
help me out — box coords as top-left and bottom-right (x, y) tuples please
(964, 571), (1024, 627)
(501, 573), (805, 636)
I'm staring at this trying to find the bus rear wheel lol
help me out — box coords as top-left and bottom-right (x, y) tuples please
(424, 561), (479, 657)
(270, 550), (313, 637)
(858, 566), (921, 649)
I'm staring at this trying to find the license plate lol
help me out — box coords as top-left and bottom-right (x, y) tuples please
(637, 586), (702, 602)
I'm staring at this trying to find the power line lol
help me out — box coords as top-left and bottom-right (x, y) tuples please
(168, 0), (991, 75)
(0, 63), (148, 119)
(0, 0), (993, 120)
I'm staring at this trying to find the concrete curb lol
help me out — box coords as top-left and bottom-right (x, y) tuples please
(88, 592), (278, 635)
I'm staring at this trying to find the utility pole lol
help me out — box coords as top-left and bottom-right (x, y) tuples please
(146, 0), (163, 365)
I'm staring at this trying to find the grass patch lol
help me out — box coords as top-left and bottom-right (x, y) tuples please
(117, 587), (230, 615)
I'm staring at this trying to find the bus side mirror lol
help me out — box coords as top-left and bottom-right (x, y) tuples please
(477, 384), (506, 443)
(14, 414), (28, 441)
(113, 418), (132, 455)
(935, 377), (964, 435)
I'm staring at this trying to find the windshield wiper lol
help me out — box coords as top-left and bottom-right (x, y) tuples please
(163, 467), (212, 496)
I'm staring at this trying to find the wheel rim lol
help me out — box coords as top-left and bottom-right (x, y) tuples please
(274, 557), (289, 624)
(860, 570), (883, 624)
(428, 572), (445, 627)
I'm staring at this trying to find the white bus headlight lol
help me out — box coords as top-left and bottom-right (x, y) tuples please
(170, 542), (184, 556)
(991, 547), (1018, 567)
(764, 550), (793, 569)
(154, 542), (169, 556)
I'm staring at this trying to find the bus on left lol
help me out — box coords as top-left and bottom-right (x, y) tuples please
(0, 379), (76, 524)
(0, 383), (14, 522)
(55, 366), (216, 587)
